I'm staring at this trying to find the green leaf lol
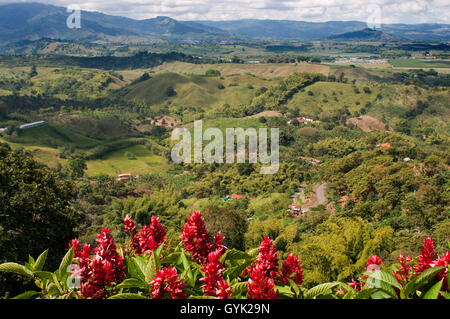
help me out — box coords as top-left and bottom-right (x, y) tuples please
(161, 252), (181, 264)
(154, 243), (164, 260)
(188, 295), (217, 299)
(246, 248), (259, 258)
(403, 266), (444, 298)
(13, 290), (39, 299)
(132, 256), (147, 282)
(423, 279), (443, 299)
(223, 262), (249, 279)
(34, 271), (54, 281)
(287, 279), (300, 297)
(274, 285), (295, 298)
(440, 291), (450, 299)
(116, 278), (148, 290)
(51, 273), (64, 295)
(231, 282), (248, 297)
(306, 282), (340, 299)
(57, 247), (74, 280)
(0, 262), (33, 277)
(220, 249), (252, 263)
(145, 253), (158, 283)
(28, 255), (35, 266)
(371, 290), (395, 299)
(364, 270), (402, 290)
(109, 293), (148, 299)
(354, 288), (376, 299)
(34, 250), (48, 271)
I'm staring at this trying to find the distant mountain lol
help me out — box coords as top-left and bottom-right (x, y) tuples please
(328, 28), (399, 41)
(195, 19), (367, 39)
(195, 20), (450, 41)
(0, 2), (228, 44)
(0, 2), (448, 45)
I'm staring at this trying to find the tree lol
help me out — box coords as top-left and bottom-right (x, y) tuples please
(29, 64), (37, 78)
(68, 157), (87, 178)
(394, 119), (411, 135)
(166, 86), (176, 97)
(0, 146), (79, 297)
(205, 69), (221, 77)
(202, 205), (248, 250)
(291, 217), (394, 286)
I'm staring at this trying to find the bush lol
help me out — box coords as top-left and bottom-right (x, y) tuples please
(205, 69), (221, 77)
(0, 211), (447, 299)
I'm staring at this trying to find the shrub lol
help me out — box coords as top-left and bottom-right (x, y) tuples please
(1, 211), (448, 299)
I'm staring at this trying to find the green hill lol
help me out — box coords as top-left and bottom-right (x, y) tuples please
(123, 72), (272, 111)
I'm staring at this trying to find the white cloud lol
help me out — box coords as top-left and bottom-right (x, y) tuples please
(1, 0), (448, 23)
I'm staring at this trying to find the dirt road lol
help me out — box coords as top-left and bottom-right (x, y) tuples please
(301, 182), (327, 212)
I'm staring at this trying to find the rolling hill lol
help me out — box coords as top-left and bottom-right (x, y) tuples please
(328, 28), (399, 41)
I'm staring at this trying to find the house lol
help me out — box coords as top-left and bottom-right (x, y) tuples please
(19, 120), (46, 129)
(117, 173), (132, 181)
(288, 116), (316, 125)
(375, 143), (391, 148)
(231, 194), (244, 200)
(288, 205), (306, 215)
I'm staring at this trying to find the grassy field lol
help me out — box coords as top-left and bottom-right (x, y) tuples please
(285, 81), (381, 116)
(124, 72), (273, 111)
(148, 61), (330, 78)
(0, 136), (66, 169)
(390, 59), (450, 69)
(86, 144), (168, 176)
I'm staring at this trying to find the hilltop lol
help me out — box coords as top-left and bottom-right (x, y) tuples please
(328, 28), (399, 41)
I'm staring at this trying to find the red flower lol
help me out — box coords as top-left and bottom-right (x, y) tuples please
(348, 278), (361, 290)
(392, 254), (413, 284)
(123, 215), (166, 255)
(138, 216), (167, 255)
(123, 215), (136, 233)
(366, 255), (382, 272)
(430, 251), (450, 292)
(255, 236), (280, 280)
(199, 249), (232, 299)
(281, 253), (304, 285)
(180, 211), (225, 264)
(150, 267), (187, 299)
(247, 264), (278, 299)
(414, 237), (438, 275)
(69, 239), (91, 283)
(69, 227), (125, 299)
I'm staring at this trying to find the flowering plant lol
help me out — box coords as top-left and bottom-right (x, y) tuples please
(0, 211), (448, 299)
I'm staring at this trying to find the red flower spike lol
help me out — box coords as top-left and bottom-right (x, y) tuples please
(180, 211), (226, 264)
(414, 237), (438, 275)
(150, 267), (187, 299)
(200, 249), (232, 299)
(247, 264), (278, 299)
(281, 253), (304, 285)
(366, 255), (382, 272)
(255, 236), (280, 280)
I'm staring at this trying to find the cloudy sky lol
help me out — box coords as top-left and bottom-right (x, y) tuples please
(3, 0), (449, 23)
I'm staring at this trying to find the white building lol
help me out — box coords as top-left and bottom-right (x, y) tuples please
(19, 121), (46, 129)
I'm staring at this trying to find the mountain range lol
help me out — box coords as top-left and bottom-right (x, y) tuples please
(0, 2), (448, 44)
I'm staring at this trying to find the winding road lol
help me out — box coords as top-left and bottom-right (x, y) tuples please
(294, 182), (327, 213)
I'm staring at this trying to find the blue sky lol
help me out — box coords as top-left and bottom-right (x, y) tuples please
(2, 0), (449, 23)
